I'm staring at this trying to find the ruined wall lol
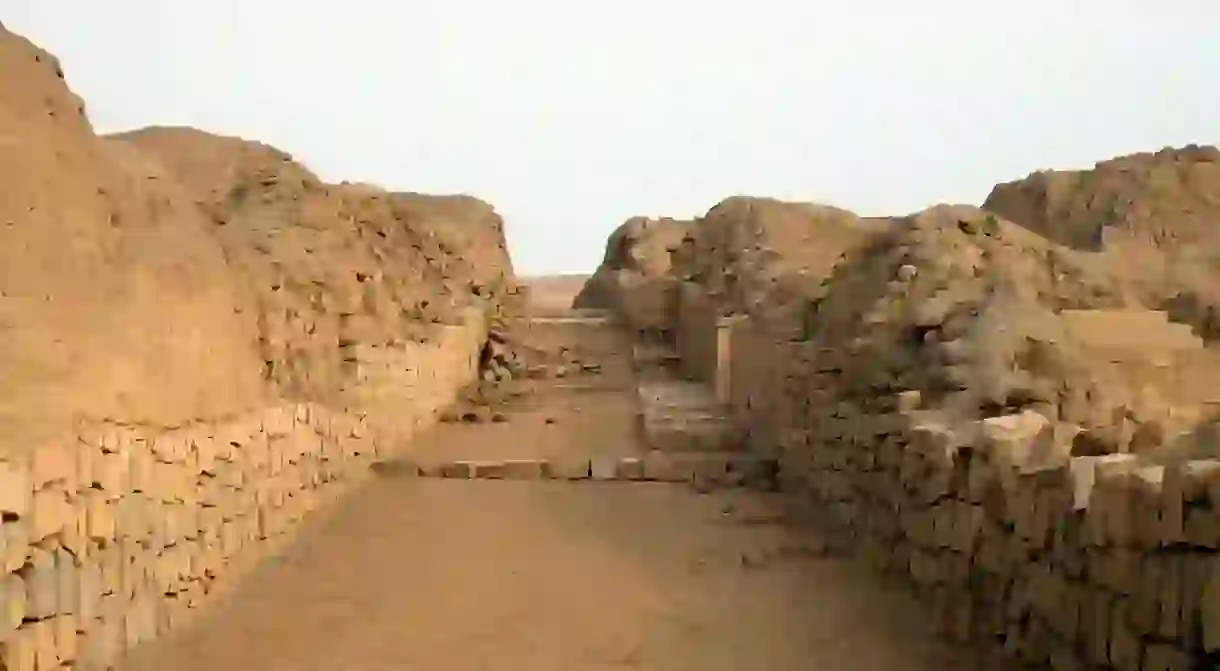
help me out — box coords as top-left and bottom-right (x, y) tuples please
(574, 216), (694, 331)
(0, 26), (506, 668)
(0, 316), (484, 669)
(596, 154), (1220, 667)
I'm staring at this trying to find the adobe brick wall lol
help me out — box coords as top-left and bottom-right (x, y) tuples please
(0, 314), (487, 670)
(687, 313), (1220, 669)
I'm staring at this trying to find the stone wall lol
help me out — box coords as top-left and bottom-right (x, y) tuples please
(0, 315), (486, 670)
(681, 311), (1220, 669)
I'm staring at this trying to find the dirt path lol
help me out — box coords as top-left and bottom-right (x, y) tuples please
(116, 318), (981, 671)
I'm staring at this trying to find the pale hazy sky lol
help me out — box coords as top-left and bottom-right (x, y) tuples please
(6, 2), (1218, 274)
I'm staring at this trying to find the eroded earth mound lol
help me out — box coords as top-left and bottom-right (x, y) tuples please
(0, 25), (520, 453)
(0, 29), (268, 452)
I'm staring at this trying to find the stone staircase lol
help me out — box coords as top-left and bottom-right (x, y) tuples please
(631, 340), (743, 454)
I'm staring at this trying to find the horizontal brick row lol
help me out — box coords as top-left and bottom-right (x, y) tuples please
(0, 317), (487, 670)
(373, 452), (779, 490)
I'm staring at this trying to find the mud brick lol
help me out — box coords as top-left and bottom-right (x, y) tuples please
(2, 623), (35, 671)
(51, 613), (78, 663)
(549, 457), (590, 480)
(590, 457), (619, 481)
(118, 548), (145, 602)
(32, 441), (78, 492)
(1106, 597), (1140, 671)
(127, 444), (157, 494)
(28, 486), (70, 543)
(77, 558), (101, 623)
(55, 547), (78, 616)
(1180, 553), (1210, 643)
(77, 613), (122, 670)
(1056, 580), (1085, 644)
(151, 432), (188, 464)
(94, 450), (130, 497)
(1130, 468), (1166, 548)
(1132, 553), (1163, 634)
(1048, 639), (1084, 671)
(438, 461), (473, 479)
(1081, 587), (1113, 665)
(640, 452), (690, 483)
(500, 460), (551, 480)
(29, 618), (56, 670)
(264, 406), (294, 437)
(1142, 642), (1193, 671)
(0, 459), (32, 518)
(18, 546), (57, 619)
(1185, 503), (1220, 549)
(217, 461), (245, 488)
(1160, 462), (1219, 545)
(150, 460), (190, 504)
(467, 461), (505, 479)
(96, 545), (121, 597)
(1, 520), (30, 573)
(615, 457), (644, 480)
(1, 573), (25, 636)
(192, 435), (218, 475)
(82, 490), (115, 542)
(1156, 553), (1184, 641)
(117, 494), (153, 543)
(124, 596), (157, 648)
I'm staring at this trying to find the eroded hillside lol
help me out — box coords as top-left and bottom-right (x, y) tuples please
(0, 29), (269, 453)
(115, 127), (519, 407)
(0, 25), (519, 454)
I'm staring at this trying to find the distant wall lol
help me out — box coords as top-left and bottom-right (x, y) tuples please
(0, 314), (486, 669)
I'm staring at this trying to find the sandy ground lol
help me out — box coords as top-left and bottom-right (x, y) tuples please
(116, 316), (982, 671)
(118, 479), (979, 671)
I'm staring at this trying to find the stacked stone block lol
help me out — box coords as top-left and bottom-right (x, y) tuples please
(777, 390), (1220, 669)
(0, 318), (486, 670)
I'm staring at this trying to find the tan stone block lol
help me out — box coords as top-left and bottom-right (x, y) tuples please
(0, 459), (32, 518)
(2, 623), (36, 671)
(1, 572), (25, 637)
(96, 546), (121, 597)
(52, 612), (78, 664)
(77, 558), (101, 623)
(124, 596), (156, 648)
(117, 494), (152, 543)
(77, 614), (123, 671)
(1080, 587), (1112, 666)
(1107, 597), (1140, 671)
(1143, 643), (1192, 671)
(94, 450), (130, 498)
(500, 460), (550, 480)
(28, 486), (70, 544)
(1156, 553), (1184, 641)
(119, 543), (145, 601)
(1131, 553), (1162, 634)
(1, 520), (30, 574)
(55, 547), (78, 616)
(31, 441), (78, 492)
(151, 432), (187, 464)
(29, 618), (57, 670)
(615, 457), (645, 481)
(547, 457), (590, 480)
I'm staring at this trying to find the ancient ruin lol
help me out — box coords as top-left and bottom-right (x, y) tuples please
(2, 21), (1219, 671)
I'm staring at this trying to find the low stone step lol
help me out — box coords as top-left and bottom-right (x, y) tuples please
(369, 452), (778, 490)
